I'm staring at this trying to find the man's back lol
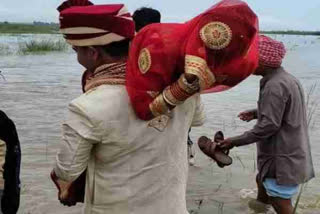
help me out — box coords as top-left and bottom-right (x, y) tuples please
(56, 85), (204, 214)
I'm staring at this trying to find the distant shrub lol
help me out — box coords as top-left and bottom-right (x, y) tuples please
(260, 30), (320, 36)
(19, 40), (67, 54)
(0, 23), (59, 34)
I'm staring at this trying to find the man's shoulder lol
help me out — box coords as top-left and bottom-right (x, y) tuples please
(266, 69), (293, 86)
(264, 69), (302, 98)
(69, 85), (129, 117)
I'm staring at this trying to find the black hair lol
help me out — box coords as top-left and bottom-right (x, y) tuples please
(95, 39), (130, 58)
(133, 7), (161, 32)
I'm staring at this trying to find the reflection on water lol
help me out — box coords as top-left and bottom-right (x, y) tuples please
(0, 34), (319, 214)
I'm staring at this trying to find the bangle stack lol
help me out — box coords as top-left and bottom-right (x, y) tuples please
(163, 74), (200, 107)
(149, 73), (201, 118)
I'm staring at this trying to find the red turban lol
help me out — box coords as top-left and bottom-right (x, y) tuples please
(126, 0), (259, 120)
(57, 0), (135, 46)
(258, 35), (286, 68)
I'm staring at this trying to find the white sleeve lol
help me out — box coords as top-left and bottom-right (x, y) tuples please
(54, 101), (100, 182)
(191, 94), (206, 127)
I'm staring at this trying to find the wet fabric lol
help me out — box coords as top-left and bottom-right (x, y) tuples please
(263, 178), (299, 199)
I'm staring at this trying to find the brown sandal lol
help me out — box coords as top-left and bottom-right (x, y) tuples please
(198, 131), (232, 168)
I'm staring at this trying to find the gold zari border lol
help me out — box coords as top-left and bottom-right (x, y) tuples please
(185, 55), (216, 91)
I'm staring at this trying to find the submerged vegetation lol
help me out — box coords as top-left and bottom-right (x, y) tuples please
(18, 40), (68, 54)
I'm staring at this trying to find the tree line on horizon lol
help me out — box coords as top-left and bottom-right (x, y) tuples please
(0, 21), (319, 36)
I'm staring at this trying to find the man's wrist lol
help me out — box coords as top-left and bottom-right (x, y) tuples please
(229, 135), (247, 147)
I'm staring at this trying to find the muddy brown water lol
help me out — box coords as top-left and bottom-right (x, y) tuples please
(0, 34), (319, 213)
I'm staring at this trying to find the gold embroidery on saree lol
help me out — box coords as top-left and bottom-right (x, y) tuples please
(138, 48), (152, 74)
(200, 22), (232, 50)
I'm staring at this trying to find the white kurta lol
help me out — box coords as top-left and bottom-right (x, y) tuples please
(54, 84), (205, 214)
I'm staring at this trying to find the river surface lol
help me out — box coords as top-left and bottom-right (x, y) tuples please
(0, 34), (319, 214)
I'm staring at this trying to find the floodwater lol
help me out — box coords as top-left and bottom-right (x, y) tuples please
(0, 34), (319, 214)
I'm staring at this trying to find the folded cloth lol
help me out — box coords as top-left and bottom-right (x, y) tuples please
(263, 178), (299, 199)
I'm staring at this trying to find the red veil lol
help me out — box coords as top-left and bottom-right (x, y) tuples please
(126, 0), (259, 120)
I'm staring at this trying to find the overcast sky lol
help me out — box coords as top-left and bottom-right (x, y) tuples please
(0, 0), (319, 31)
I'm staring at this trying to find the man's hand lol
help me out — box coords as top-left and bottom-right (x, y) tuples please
(238, 110), (256, 122)
(50, 170), (77, 206)
(217, 138), (234, 150)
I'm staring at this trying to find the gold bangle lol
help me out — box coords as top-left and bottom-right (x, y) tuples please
(149, 93), (169, 117)
(163, 86), (183, 106)
(171, 81), (192, 101)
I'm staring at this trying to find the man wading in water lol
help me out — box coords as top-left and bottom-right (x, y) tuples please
(218, 35), (315, 214)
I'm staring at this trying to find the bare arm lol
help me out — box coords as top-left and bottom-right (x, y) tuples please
(232, 86), (286, 147)
(219, 85), (287, 149)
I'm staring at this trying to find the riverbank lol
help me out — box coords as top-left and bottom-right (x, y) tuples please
(0, 23), (59, 34)
(0, 23), (319, 36)
(261, 31), (320, 36)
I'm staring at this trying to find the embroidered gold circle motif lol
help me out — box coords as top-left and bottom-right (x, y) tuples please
(200, 22), (232, 50)
(138, 48), (151, 74)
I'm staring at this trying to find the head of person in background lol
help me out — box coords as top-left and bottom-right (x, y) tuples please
(253, 35), (286, 76)
(133, 7), (161, 32)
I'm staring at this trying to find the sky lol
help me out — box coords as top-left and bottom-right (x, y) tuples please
(0, 0), (319, 31)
